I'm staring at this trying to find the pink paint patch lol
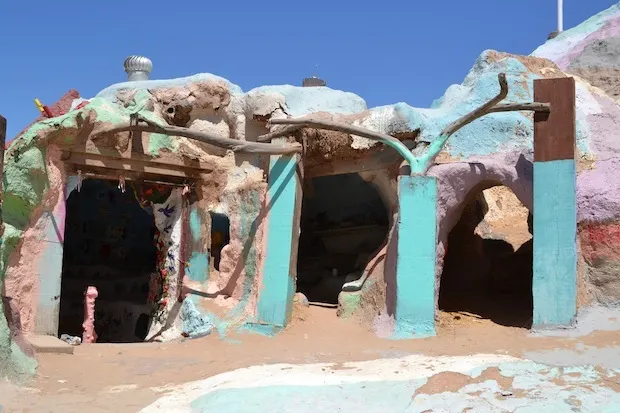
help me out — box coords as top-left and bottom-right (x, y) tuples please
(556, 16), (620, 70)
(82, 286), (98, 344)
(580, 222), (620, 263)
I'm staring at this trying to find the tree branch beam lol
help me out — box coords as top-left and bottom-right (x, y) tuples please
(269, 117), (418, 168)
(91, 116), (302, 155)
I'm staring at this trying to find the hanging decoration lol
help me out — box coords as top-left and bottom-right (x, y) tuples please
(77, 169), (83, 193)
(182, 183), (190, 196)
(118, 176), (126, 193)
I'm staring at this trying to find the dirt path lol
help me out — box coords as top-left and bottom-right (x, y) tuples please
(1, 307), (619, 412)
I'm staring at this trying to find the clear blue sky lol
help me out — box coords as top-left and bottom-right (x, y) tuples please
(0, 0), (614, 139)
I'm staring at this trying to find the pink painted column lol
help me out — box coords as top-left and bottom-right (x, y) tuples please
(82, 286), (98, 344)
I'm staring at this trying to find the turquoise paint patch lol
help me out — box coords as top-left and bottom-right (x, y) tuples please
(186, 206), (208, 283)
(187, 252), (209, 283)
(533, 160), (577, 327)
(256, 155), (297, 327)
(36, 223), (64, 335)
(393, 176), (437, 338)
(181, 300), (213, 339)
(240, 323), (283, 337)
(189, 209), (201, 243)
(65, 175), (80, 198)
(190, 379), (427, 412)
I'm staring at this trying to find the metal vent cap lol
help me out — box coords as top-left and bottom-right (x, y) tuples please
(123, 55), (153, 81)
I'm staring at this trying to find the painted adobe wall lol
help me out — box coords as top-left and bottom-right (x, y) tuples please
(332, 48), (620, 332)
(0, 79), (275, 363)
(3, 3), (620, 374)
(534, 2), (620, 308)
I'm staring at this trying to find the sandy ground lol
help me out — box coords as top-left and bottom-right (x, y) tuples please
(1, 306), (619, 412)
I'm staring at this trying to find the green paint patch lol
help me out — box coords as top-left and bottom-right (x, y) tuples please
(147, 133), (176, 156)
(338, 292), (362, 318)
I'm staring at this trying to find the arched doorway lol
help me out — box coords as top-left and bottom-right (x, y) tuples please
(296, 173), (390, 306)
(58, 179), (158, 342)
(438, 185), (533, 328)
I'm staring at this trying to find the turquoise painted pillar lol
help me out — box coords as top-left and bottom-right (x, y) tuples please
(532, 77), (577, 328)
(256, 150), (300, 330)
(533, 161), (577, 326)
(393, 175), (437, 338)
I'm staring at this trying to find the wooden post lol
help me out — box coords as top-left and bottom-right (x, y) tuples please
(393, 174), (437, 338)
(0, 115), (6, 238)
(532, 77), (577, 328)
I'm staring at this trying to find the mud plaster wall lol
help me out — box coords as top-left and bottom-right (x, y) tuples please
(533, 4), (620, 307)
(1, 133), (268, 346)
(4, 5), (620, 361)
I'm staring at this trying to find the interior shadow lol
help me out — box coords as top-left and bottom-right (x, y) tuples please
(296, 173), (389, 305)
(438, 188), (533, 328)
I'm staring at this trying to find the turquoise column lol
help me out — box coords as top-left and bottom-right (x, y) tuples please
(393, 175), (437, 338)
(255, 152), (299, 331)
(533, 160), (577, 327)
(35, 177), (78, 335)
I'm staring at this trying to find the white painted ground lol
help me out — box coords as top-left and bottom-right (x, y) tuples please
(141, 353), (620, 412)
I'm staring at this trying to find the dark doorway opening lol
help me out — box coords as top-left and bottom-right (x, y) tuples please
(296, 173), (389, 305)
(209, 212), (230, 271)
(438, 185), (533, 328)
(58, 179), (157, 342)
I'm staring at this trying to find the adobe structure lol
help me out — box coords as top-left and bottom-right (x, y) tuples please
(2, 3), (620, 379)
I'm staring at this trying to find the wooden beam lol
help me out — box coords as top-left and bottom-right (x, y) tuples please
(64, 152), (202, 179)
(68, 148), (214, 171)
(534, 77), (576, 161)
(67, 166), (193, 187)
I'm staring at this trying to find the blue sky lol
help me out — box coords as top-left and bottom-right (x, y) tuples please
(0, 0), (614, 139)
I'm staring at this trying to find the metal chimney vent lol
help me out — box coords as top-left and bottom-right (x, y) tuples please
(302, 76), (326, 87)
(124, 55), (153, 81)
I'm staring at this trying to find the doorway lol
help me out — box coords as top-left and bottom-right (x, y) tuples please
(296, 173), (389, 305)
(58, 179), (158, 342)
(438, 185), (533, 328)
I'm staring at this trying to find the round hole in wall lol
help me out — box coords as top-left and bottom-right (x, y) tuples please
(166, 107), (174, 114)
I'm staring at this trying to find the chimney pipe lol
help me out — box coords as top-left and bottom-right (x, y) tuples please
(302, 76), (326, 87)
(557, 0), (564, 32)
(124, 55), (153, 81)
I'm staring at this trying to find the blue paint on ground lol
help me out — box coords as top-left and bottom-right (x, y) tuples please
(256, 155), (298, 328)
(240, 323), (283, 337)
(533, 160), (577, 327)
(190, 379), (426, 412)
(184, 361), (620, 413)
(393, 175), (437, 339)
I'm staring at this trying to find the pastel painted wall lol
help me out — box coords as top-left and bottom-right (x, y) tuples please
(3, 3), (620, 378)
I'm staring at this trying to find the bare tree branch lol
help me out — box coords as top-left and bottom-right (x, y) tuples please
(441, 73), (509, 137)
(269, 117), (418, 167)
(489, 102), (550, 114)
(91, 116), (302, 155)
(257, 125), (304, 142)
